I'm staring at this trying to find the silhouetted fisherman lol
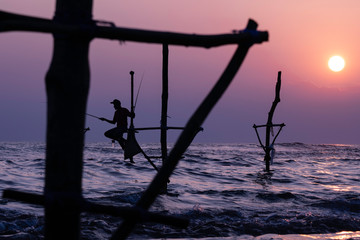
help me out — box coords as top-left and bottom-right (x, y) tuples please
(100, 99), (134, 154)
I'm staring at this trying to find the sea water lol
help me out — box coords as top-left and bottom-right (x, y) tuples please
(0, 142), (359, 239)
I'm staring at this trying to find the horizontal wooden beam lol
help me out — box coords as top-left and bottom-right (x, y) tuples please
(0, 10), (268, 48)
(253, 123), (286, 128)
(134, 126), (203, 131)
(2, 189), (189, 228)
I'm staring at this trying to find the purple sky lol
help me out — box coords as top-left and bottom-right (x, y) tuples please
(1, 1), (360, 144)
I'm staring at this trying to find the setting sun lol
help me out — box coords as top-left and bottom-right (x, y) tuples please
(328, 56), (345, 72)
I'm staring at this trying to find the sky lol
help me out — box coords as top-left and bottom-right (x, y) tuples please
(1, 0), (360, 144)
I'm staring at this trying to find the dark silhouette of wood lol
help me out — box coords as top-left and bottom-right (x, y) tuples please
(123, 71), (141, 162)
(125, 71), (170, 178)
(265, 71), (281, 171)
(1, 3), (268, 239)
(130, 71), (135, 127)
(125, 49), (200, 189)
(0, 10), (267, 48)
(161, 44), (169, 191)
(43, 1), (93, 239)
(253, 71), (285, 171)
(111, 19), (265, 240)
(3, 189), (188, 228)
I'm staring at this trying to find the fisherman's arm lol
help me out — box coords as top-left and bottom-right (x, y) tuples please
(99, 116), (116, 124)
(128, 109), (135, 118)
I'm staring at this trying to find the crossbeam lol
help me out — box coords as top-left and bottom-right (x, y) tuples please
(134, 126), (203, 131)
(3, 189), (188, 228)
(0, 10), (268, 48)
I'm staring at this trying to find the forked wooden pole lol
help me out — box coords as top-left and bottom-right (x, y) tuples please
(253, 71), (283, 171)
(264, 71), (282, 171)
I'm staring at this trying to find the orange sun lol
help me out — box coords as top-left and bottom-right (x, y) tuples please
(328, 56), (345, 72)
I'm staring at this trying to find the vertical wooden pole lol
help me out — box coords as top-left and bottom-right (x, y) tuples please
(44, 0), (93, 239)
(264, 71), (282, 172)
(128, 71), (135, 163)
(130, 71), (135, 128)
(161, 44), (169, 191)
(264, 127), (271, 171)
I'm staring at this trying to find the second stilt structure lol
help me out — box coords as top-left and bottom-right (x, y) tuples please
(253, 71), (285, 172)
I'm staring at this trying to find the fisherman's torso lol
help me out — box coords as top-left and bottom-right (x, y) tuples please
(114, 107), (130, 128)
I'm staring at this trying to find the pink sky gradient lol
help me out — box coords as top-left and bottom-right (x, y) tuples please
(1, 1), (360, 144)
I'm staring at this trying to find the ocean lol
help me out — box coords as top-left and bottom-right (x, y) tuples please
(0, 142), (359, 239)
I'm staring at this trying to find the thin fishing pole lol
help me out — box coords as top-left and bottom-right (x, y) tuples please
(134, 71), (145, 110)
(86, 113), (101, 119)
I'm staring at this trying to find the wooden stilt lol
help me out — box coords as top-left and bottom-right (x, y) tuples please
(44, 1), (93, 239)
(130, 71), (135, 127)
(127, 71), (136, 163)
(253, 71), (285, 172)
(265, 71), (282, 171)
(161, 44), (169, 192)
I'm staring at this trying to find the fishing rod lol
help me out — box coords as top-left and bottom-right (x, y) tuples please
(134, 71), (144, 110)
(86, 113), (102, 120)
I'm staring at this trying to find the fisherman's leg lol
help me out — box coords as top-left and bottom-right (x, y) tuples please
(105, 128), (124, 142)
(104, 128), (123, 148)
(104, 128), (118, 140)
(114, 127), (127, 147)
